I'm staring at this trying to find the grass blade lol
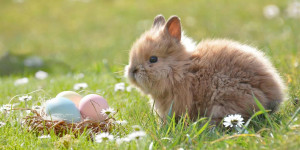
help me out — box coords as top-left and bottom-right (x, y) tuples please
(253, 95), (274, 129)
(168, 100), (174, 118)
(287, 107), (300, 127)
(242, 110), (265, 132)
(192, 119), (210, 139)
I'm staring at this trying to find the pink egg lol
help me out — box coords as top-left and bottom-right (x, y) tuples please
(78, 94), (109, 121)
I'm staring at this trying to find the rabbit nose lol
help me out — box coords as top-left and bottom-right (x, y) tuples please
(130, 65), (142, 74)
(132, 68), (138, 74)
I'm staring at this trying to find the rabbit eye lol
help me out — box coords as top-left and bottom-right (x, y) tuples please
(149, 56), (158, 63)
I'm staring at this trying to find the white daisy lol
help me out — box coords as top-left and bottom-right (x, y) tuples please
(115, 120), (128, 125)
(114, 82), (125, 92)
(223, 114), (245, 128)
(132, 125), (142, 131)
(0, 107), (4, 113)
(263, 4), (280, 19)
(26, 110), (31, 114)
(38, 135), (51, 139)
(95, 132), (114, 143)
(116, 137), (131, 145)
(19, 95), (32, 102)
(126, 86), (133, 92)
(74, 73), (84, 80)
(286, 1), (300, 18)
(14, 77), (29, 86)
(35, 70), (48, 80)
(73, 82), (88, 90)
(294, 62), (299, 67)
(101, 108), (116, 116)
(0, 122), (6, 128)
(1, 104), (14, 111)
(127, 131), (146, 140)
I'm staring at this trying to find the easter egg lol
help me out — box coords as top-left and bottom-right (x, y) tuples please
(56, 91), (82, 107)
(78, 94), (109, 122)
(45, 97), (81, 123)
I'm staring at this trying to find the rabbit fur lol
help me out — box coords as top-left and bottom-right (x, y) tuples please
(126, 15), (285, 122)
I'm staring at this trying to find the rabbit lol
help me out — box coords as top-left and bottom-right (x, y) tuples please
(126, 15), (285, 123)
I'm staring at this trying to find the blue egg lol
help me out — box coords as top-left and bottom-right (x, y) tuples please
(45, 97), (81, 123)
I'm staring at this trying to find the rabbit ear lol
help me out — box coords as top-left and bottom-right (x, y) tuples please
(152, 14), (166, 28)
(165, 16), (181, 42)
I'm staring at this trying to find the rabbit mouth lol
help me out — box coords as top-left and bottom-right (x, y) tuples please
(132, 72), (145, 85)
(127, 65), (144, 83)
(126, 64), (153, 92)
(128, 69), (142, 85)
(129, 71), (151, 90)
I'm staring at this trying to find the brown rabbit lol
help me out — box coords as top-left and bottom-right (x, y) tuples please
(126, 15), (285, 123)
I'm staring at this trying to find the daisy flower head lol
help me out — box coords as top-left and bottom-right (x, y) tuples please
(126, 86), (133, 92)
(95, 132), (114, 143)
(0, 122), (6, 128)
(286, 1), (300, 18)
(73, 82), (88, 90)
(14, 77), (29, 86)
(127, 131), (146, 140)
(263, 4), (280, 19)
(74, 73), (84, 80)
(115, 120), (128, 125)
(101, 108), (116, 116)
(38, 135), (51, 139)
(19, 95), (32, 102)
(116, 137), (131, 145)
(223, 114), (245, 128)
(1, 104), (14, 112)
(294, 62), (299, 68)
(114, 82), (125, 92)
(35, 70), (48, 80)
(132, 125), (142, 131)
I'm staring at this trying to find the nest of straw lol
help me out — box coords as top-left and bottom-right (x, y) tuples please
(17, 108), (115, 138)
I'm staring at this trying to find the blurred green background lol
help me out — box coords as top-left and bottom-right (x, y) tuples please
(0, 0), (299, 76)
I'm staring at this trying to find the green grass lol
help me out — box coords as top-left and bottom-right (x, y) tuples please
(0, 0), (300, 149)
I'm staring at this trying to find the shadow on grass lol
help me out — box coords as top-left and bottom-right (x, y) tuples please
(0, 51), (72, 76)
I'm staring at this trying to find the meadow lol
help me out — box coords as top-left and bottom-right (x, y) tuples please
(0, 0), (299, 149)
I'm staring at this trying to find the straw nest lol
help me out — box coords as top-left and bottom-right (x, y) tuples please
(16, 108), (116, 138)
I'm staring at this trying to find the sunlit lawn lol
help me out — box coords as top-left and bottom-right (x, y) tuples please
(0, 0), (299, 149)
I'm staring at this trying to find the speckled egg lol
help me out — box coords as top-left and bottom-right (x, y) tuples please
(78, 94), (109, 121)
(45, 97), (81, 123)
(56, 91), (82, 107)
